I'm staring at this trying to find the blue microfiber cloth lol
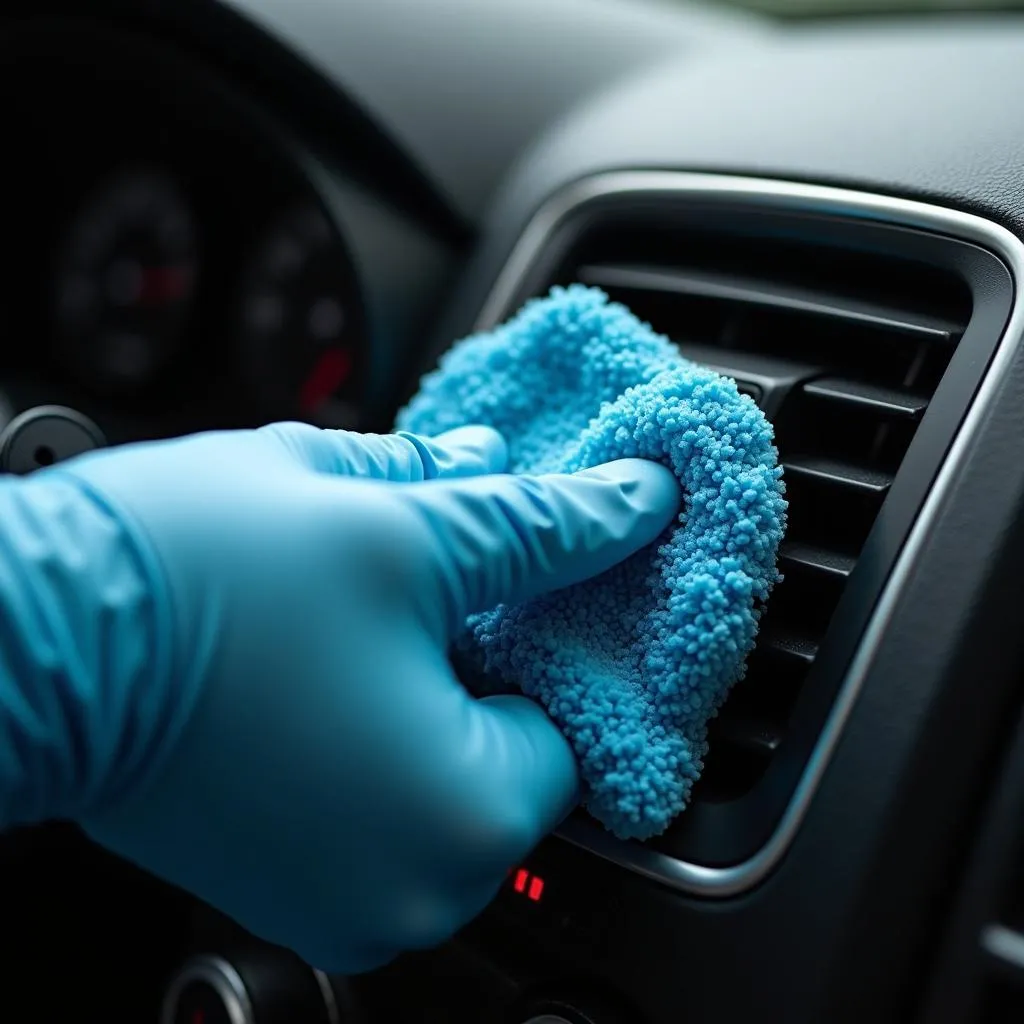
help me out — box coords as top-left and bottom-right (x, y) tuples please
(398, 285), (787, 840)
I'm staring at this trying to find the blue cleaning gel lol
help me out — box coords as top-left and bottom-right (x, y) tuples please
(399, 285), (787, 840)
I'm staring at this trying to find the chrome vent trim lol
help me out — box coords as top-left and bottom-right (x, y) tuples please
(474, 172), (1024, 897)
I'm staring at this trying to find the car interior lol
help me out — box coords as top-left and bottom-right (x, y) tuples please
(4, 0), (1024, 1021)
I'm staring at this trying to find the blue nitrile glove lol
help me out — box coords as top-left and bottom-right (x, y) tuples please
(0, 423), (679, 972)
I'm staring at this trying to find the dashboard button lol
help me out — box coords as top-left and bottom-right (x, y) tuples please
(515, 998), (625, 1024)
(162, 959), (253, 1024)
(170, 979), (239, 1024)
(160, 951), (356, 1024)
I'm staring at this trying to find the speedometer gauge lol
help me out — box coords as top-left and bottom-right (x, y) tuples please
(236, 205), (365, 426)
(53, 169), (197, 393)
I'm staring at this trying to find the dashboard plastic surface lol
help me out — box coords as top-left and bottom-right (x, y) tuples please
(5, 2), (1024, 1022)
(434, 15), (1024, 352)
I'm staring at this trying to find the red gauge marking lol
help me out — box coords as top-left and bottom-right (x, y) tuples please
(300, 348), (353, 413)
(139, 266), (190, 305)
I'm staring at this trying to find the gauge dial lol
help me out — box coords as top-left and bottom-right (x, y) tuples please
(237, 205), (365, 425)
(53, 169), (198, 392)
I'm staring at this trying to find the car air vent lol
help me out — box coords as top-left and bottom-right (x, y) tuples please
(475, 174), (1015, 877)
(572, 244), (967, 809)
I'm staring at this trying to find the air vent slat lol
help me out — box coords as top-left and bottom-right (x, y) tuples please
(710, 716), (783, 757)
(779, 542), (856, 581)
(803, 377), (930, 420)
(577, 263), (959, 341)
(982, 925), (1024, 975)
(782, 455), (894, 495)
(762, 631), (819, 666)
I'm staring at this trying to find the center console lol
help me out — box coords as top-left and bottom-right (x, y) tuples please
(170, 839), (642, 1023)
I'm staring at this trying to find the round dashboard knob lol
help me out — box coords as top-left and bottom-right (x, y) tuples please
(160, 950), (357, 1024)
(0, 405), (106, 474)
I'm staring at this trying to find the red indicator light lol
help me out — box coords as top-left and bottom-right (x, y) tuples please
(507, 865), (547, 902)
(191, 1012), (205, 1024)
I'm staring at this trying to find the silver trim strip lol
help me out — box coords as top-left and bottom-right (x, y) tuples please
(159, 955), (255, 1024)
(312, 968), (341, 1024)
(476, 171), (1024, 897)
(982, 923), (1024, 970)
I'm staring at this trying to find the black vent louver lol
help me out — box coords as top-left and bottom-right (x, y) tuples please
(572, 234), (967, 808)
(480, 184), (1012, 870)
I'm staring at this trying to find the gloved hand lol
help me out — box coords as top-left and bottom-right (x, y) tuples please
(3, 423), (679, 972)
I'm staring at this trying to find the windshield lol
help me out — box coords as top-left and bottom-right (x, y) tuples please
(708, 0), (1022, 15)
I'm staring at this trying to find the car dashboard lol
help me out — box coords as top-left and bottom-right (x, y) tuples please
(0, 17), (454, 447)
(4, 2), (1024, 1023)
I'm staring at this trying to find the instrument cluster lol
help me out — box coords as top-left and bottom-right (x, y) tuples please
(47, 166), (365, 430)
(0, 26), (371, 443)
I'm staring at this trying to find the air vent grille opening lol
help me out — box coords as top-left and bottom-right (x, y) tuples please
(525, 214), (975, 851)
